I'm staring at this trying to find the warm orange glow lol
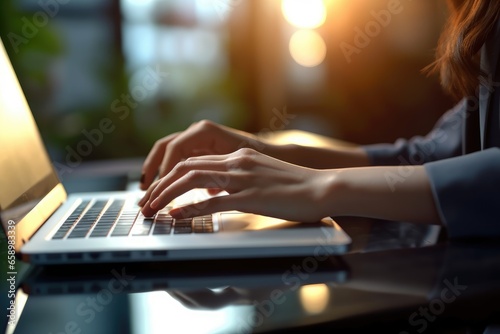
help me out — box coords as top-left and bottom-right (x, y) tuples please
(299, 284), (330, 314)
(289, 30), (327, 67)
(282, 0), (327, 29)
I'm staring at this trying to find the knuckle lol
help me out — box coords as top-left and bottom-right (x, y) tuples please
(179, 156), (199, 169)
(236, 147), (256, 156)
(233, 154), (256, 169)
(174, 159), (191, 173)
(153, 137), (168, 149)
(184, 156), (197, 164)
(167, 137), (180, 151)
(185, 169), (201, 181)
(188, 121), (199, 129)
(196, 119), (215, 129)
(171, 162), (184, 175)
(164, 138), (183, 161)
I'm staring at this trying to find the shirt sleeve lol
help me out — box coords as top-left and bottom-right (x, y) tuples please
(363, 99), (467, 166)
(362, 98), (500, 238)
(425, 148), (500, 238)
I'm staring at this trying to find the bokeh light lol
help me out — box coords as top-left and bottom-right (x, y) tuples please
(282, 0), (327, 29)
(299, 284), (330, 314)
(289, 30), (327, 67)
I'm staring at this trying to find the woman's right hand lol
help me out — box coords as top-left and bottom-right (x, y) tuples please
(140, 120), (269, 190)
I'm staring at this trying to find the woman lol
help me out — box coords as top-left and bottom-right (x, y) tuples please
(139, 0), (500, 238)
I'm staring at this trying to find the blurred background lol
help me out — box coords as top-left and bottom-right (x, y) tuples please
(0, 0), (455, 166)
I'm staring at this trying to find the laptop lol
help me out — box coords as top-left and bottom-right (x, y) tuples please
(0, 38), (351, 265)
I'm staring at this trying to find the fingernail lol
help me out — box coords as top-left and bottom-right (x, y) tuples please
(169, 208), (182, 218)
(150, 199), (159, 209)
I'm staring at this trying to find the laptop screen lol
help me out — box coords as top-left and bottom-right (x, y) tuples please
(0, 39), (62, 245)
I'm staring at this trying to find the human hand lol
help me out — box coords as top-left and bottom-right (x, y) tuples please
(140, 120), (268, 190)
(139, 148), (336, 220)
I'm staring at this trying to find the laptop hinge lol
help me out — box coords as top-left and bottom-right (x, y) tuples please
(15, 183), (66, 253)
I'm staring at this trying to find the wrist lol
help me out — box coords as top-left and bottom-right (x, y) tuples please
(314, 170), (346, 218)
(260, 142), (298, 161)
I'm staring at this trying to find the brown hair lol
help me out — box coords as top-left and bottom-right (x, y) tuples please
(426, 0), (500, 100)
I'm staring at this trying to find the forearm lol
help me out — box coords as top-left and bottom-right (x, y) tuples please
(265, 143), (371, 169)
(322, 166), (441, 224)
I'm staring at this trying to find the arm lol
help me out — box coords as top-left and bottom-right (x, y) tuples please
(297, 146), (500, 236)
(270, 98), (469, 169)
(262, 98), (468, 170)
(140, 148), (441, 225)
(140, 146), (500, 239)
(266, 143), (371, 169)
(324, 165), (440, 224)
(363, 99), (467, 166)
(140, 120), (371, 190)
(359, 97), (500, 237)
(268, 99), (469, 223)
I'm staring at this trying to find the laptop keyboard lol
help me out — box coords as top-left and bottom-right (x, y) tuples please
(52, 198), (214, 239)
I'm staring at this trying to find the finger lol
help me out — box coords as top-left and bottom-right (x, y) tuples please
(140, 132), (180, 190)
(175, 153), (228, 162)
(169, 193), (247, 218)
(157, 136), (201, 179)
(138, 179), (161, 207)
(149, 170), (231, 209)
(207, 188), (224, 196)
(158, 121), (225, 178)
(165, 157), (232, 187)
(141, 157), (235, 216)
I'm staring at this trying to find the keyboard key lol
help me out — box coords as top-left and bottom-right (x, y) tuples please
(110, 227), (133, 237)
(153, 224), (172, 235)
(67, 230), (88, 239)
(153, 216), (173, 235)
(89, 199), (125, 237)
(52, 200), (91, 239)
(109, 207), (138, 236)
(53, 198), (216, 240)
(89, 230), (109, 238)
(67, 200), (107, 238)
(173, 227), (192, 234)
(193, 216), (214, 233)
(131, 217), (154, 236)
(173, 218), (192, 234)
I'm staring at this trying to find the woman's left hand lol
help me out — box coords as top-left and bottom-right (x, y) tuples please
(139, 148), (335, 221)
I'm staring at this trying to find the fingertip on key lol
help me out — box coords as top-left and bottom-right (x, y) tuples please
(168, 207), (183, 219)
(150, 199), (159, 209)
